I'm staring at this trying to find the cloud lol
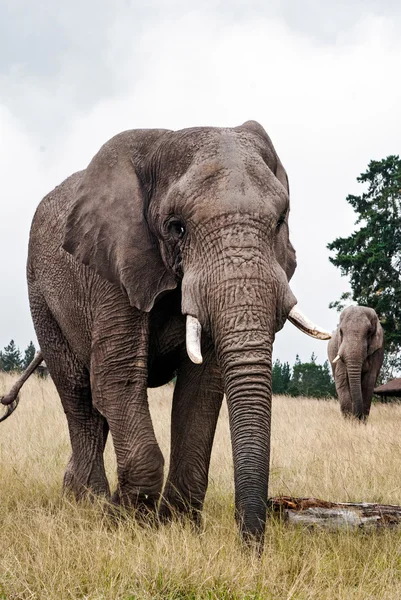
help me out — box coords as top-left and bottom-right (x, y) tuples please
(1, 3), (400, 366)
(0, 106), (46, 350)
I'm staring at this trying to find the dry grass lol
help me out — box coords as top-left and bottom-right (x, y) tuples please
(1, 373), (401, 599)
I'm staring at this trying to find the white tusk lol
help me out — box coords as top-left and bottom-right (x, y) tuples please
(333, 354), (341, 364)
(288, 305), (332, 340)
(186, 315), (203, 364)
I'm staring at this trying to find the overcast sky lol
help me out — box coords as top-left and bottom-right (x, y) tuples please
(1, 0), (400, 366)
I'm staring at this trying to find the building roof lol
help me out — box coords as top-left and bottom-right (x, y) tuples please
(374, 378), (401, 397)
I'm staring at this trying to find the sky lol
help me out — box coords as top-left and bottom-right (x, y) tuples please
(1, 0), (400, 367)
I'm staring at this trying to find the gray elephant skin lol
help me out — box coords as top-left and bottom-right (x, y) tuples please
(328, 306), (384, 421)
(5, 121), (329, 544)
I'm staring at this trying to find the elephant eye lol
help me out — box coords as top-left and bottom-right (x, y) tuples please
(167, 219), (186, 240)
(276, 210), (287, 232)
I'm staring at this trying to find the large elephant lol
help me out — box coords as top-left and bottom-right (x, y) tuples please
(1, 121), (329, 544)
(328, 306), (384, 421)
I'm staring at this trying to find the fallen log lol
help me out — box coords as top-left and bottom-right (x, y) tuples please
(268, 496), (401, 530)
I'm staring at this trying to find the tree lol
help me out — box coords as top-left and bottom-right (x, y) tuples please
(288, 353), (336, 398)
(272, 359), (291, 394)
(1, 340), (22, 372)
(22, 341), (36, 370)
(327, 156), (401, 375)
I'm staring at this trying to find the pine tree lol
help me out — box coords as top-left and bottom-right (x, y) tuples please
(327, 155), (401, 375)
(288, 354), (336, 398)
(272, 359), (291, 395)
(22, 341), (36, 370)
(1, 340), (22, 372)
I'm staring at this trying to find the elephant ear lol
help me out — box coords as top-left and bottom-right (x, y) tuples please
(238, 120), (296, 281)
(369, 319), (384, 355)
(63, 129), (177, 312)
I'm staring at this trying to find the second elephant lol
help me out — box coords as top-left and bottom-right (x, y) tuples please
(328, 306), (384, 420)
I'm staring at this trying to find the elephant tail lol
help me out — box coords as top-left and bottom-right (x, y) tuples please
(0, 351), (44, 423)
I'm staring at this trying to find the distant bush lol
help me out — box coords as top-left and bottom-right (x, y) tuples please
(273, 353), (336, 399)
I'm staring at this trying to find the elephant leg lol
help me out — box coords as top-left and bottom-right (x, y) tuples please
(160, 346), (223, 524)
(361, 369), (378, 419)
(90, 307), (164, 513)
(62, 398), (110, 499)
(334, 362), (353, 418)
(339, 385), (354, 418)
(29, 291), (110, 498)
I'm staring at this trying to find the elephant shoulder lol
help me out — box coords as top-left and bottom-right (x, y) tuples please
(28, 171), (85, 270)
(32, 171), (85, 226)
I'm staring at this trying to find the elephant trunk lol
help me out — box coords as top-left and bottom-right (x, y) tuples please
(220, 334), (272, 542)
(347, 362), (364, 420)
(209, 284), (275, 544)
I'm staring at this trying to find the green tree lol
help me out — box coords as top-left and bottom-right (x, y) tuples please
(272, 359), (291, 394)
(327, 156), (401, 375)
(22, 341), (36, 370)
(288, 353), (336, 399)
(1, 340), (22, 372)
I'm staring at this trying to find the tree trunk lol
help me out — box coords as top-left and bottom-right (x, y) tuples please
(269, 496), (401, 529)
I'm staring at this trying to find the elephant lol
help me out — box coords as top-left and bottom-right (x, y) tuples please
(1, 121), (330, 545)
(328, 306), (384, 421)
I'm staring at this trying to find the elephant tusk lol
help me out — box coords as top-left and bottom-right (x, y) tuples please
(186, 315), (203, 364)
(288, 306), (332, 340)
(333, 354), (341, 364)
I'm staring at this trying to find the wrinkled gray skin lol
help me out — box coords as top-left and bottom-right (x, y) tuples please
(26, 121), (298, 544)
(328, 306), (384, 421)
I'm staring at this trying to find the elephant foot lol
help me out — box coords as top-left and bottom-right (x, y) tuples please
(341, 411), (368, 423)
(63, 459), (110, 501)
(110, 488), (159, 524)
(159, 487), (203, 529)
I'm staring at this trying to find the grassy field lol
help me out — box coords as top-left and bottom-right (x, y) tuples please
(1, 373), (401, 599)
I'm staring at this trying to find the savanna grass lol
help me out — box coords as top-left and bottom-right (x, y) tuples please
(1, 373), (401, 599)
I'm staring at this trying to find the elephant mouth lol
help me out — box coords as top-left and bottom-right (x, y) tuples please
(185, 306), (331, 365)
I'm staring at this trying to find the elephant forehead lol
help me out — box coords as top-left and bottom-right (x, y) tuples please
(157, 127), (277, 184)
(159, 156), (286, 221)
(339, 316), (372, 335)
(340, 306), (376, 324)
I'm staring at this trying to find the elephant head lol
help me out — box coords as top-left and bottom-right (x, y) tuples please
(62, 120), (329, 541)
(328, 306), (384, 420)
